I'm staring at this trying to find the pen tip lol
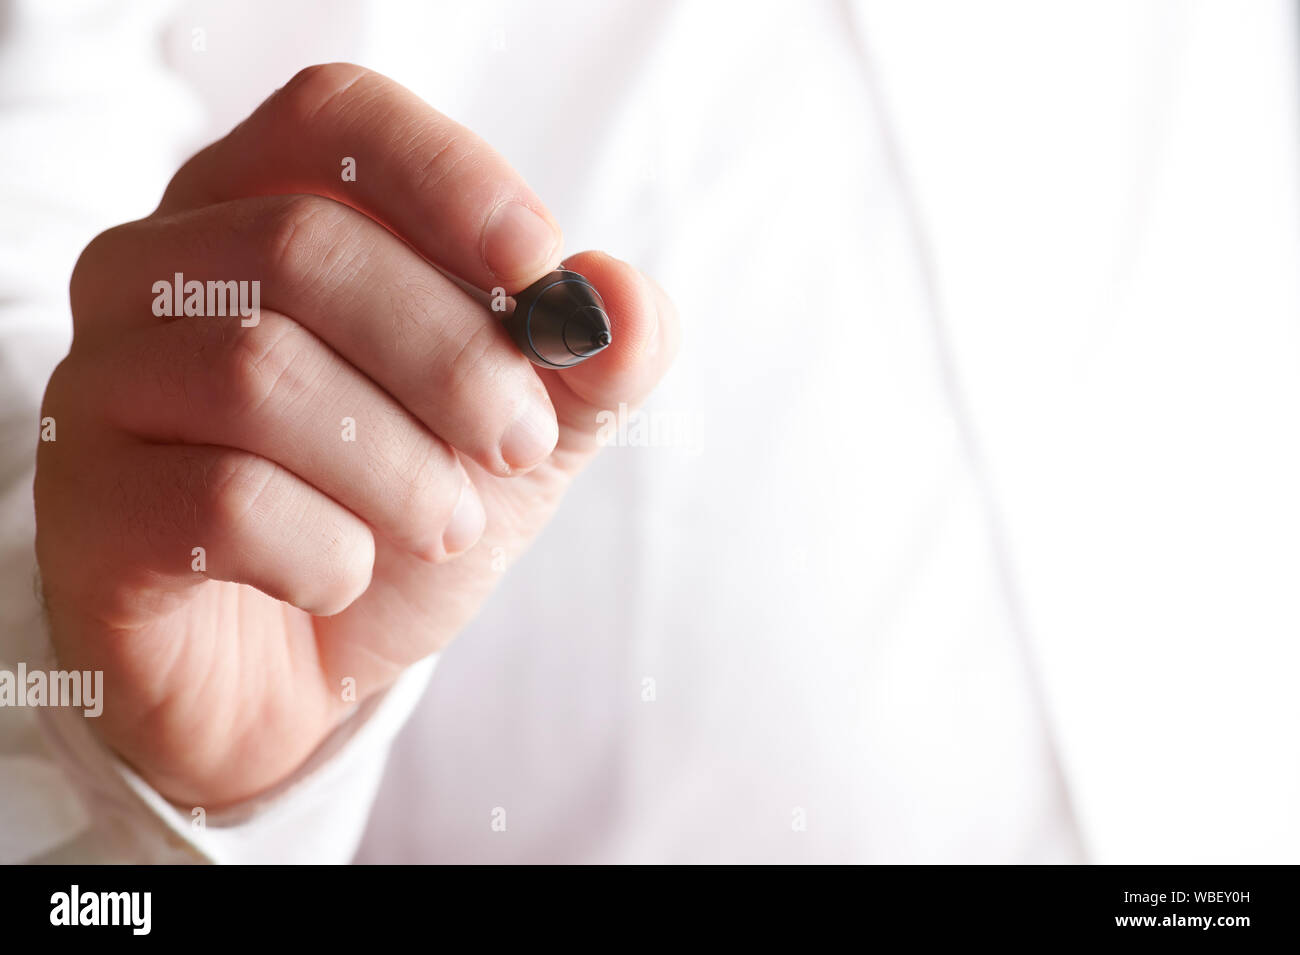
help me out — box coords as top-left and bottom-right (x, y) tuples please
(594, 330), (612, 349)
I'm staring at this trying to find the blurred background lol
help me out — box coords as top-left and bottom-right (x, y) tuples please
(2, 0), (1298, 863)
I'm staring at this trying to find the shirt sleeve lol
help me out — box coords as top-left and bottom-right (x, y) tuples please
(16, 655), (437, 864)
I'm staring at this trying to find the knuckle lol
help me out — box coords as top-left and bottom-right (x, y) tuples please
(411, 130), (474, 196)
(278, 62), (375, 127)
(217, 318), (312, 418)
(42, 354), (78, 405)
(259, 194), (343, 284)
(438, 317), (507, 414)
(201, 452), (279, 537)
(69, 222), (133, 322)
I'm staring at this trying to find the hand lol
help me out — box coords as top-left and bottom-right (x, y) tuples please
(34, 64), (679, 808)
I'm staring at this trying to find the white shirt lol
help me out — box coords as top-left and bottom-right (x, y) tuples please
(2, 0), (1297, 864)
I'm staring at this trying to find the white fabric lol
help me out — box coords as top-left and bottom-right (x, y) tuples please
(1, 0), (1296, 863)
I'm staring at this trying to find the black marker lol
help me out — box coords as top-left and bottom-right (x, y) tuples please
(504, 268), (612, 368)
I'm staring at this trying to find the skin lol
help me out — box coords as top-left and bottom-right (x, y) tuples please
(33, 63), (679, 809)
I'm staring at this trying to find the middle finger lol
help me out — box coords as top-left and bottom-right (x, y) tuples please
(71, 193), (560, 475)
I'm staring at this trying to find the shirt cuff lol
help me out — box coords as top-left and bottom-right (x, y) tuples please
(32, 654), (437, 864)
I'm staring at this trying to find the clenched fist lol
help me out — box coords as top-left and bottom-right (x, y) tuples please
(34, 64), (678, 808)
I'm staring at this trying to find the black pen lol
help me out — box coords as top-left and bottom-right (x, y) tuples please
(503, 267), (612, 368)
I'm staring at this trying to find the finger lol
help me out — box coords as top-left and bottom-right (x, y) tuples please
(312, 256), (680, 683)
(538, 251), (682, 464)
(71, 195), (559, 476)
(46, 443), (378, 619)
(70, 308), (486, 563)
(157, 63), (562, 291)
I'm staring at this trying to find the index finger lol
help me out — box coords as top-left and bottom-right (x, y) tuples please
(157, 63), (562, 292)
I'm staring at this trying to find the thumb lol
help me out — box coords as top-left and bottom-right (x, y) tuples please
(538, 250), (681, 465)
